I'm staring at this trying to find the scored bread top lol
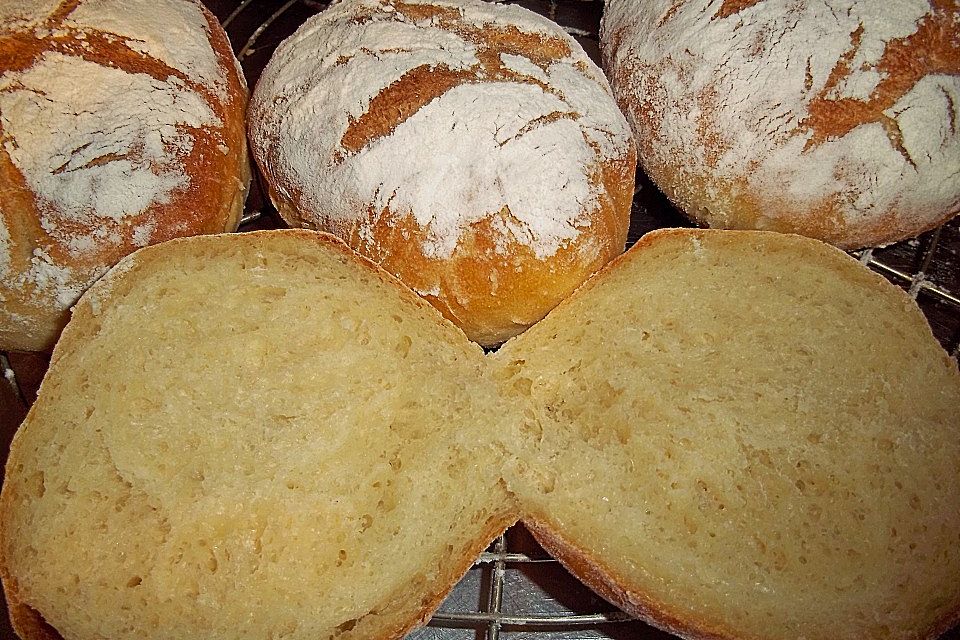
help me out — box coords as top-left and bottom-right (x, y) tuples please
(250, 0), (633, 261)
(0, 0), (250, 352)
(600, 0), (960, 249)
(248, 0), (636, 347)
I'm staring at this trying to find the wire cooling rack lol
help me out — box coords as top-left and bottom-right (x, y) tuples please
(1, 2), (958, 639)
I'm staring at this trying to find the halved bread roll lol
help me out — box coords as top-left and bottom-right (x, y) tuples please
(2, 229), (958, 640)
(0, 231), (517, 640)
(497, 229), (960, 640)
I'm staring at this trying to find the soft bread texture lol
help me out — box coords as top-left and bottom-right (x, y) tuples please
(497, 230), (960, 640)
(600, 0), (960, 249)
(248, 0), (636, 347)
(0, 0), (250, 352)
(2, 229), (959, 640)
(0, 231), (517, 640)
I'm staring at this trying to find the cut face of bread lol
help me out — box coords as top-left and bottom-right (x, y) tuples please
(495, 230), (960, 640)
(0, 231), (517, 640)
(2, 229), (958, 640)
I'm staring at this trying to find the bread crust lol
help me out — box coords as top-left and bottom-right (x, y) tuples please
(249, 0), (636, 347)
(0, 0), (250, 352)
(4, 597), (63, 640)
(523, 516), (735, 640)
(341, 511), (519, 640)
(601, 0), (960, 249)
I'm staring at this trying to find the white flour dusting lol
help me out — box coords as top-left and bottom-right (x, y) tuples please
(132, 221), (157, 247)
(0, 0), (236, 330)
(23, 248), (85, 310)
(355, 82), (594, 259)
(1, 53), (218, 244)
(251, 0), (633, 260)
(602, 0), (960, 244)
(66, 0), (228, 100)
(0, 0), (60, 26)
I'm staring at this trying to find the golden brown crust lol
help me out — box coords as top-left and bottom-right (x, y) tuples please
(250, 0), (636, 347)
(3, 585), (64, 640)
(523, 517), (736, 640)
(601, 0), (960, 250)
(342, 511), (519, 640)
(331, 153), (634, 347)
(0, 0), (250, 353)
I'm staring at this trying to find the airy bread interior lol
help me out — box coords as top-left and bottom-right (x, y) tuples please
(1, 232), (517, 640)
(496, 231), (960, 640)
(2, 228), (958, 640)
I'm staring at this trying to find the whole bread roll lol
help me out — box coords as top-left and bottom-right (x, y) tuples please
(2, 228), (958, 640)
(0, 0), (250, 352)
(248, 0), (636, 347)
(600, 0), (960, 249)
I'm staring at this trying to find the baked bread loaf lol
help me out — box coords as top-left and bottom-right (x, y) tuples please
(498, 229), (960, 640)
(0, 231), (518, 640)
(2, 229), (958, 640)
(600, 0), (960, 249)
(0, 0), (250, 353)
(248, 0), (636, 347)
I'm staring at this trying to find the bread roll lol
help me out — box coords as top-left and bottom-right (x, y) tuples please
(0, 0), (250, 352)
(0, 230), (517, 640)
(248, 0), (636, 347)
(600, 0), (960, 249)
(498, 229), (960, 640)
(2, 229), (958, 640)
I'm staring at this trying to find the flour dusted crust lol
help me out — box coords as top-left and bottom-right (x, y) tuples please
(0, 0), (250, 352)
(249, 0), (636, 347)
(601, 0), (960, 249)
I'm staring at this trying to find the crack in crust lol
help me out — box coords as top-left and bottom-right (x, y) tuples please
(0, 0), (224, 113)
(340, 64), (474, 153)
(713, 0), (765, 20)
(337, 0), (576, 154)
(802, 0), (960, 151)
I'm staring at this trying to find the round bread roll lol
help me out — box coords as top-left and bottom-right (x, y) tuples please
(248, 0), (636, 347)
(0, 0), (250, 353)
(601, 0), (960, 250)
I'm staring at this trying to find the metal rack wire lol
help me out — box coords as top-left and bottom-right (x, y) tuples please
(1, 2), (958, 639)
